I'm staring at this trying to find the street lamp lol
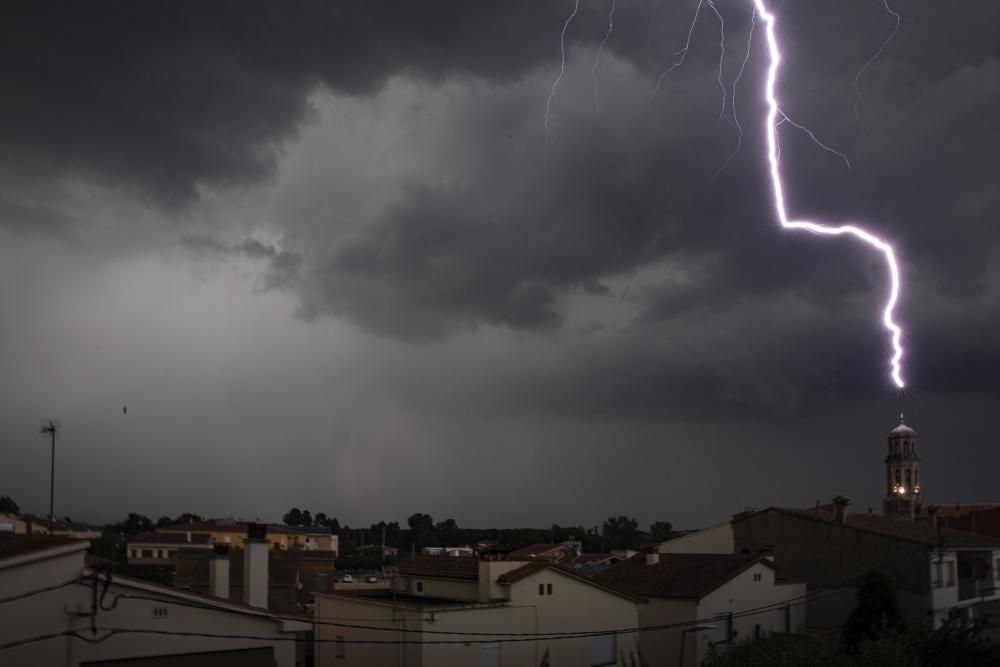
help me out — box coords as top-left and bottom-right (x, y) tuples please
(39, 419), (60, 532)
(678, 623), (717, 667)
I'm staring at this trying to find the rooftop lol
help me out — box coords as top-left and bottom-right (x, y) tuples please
(325, 589), (511, 610)
(0, 535), (89, 561)
(507, 543), (571, 560)
(762, 507), (1000, 549)
(157, 519), (307, 535)
(397, 556), (480, 580)
(128, 532), (212, 545)
(595, 553), (769, 599)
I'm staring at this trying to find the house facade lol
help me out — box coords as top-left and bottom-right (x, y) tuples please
(596, 553), (806, 667)
(313, 556), (644, 666)
(0, 535), (310, 666)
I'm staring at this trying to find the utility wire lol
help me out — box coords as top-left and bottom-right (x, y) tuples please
(95, 540), (935, 642)
(0, 577), (85, 605)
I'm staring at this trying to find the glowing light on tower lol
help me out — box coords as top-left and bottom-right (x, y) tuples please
(752, 0), (906, 387)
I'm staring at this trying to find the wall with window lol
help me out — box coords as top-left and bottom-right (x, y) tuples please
(507, 569), (642, 666)
(695, 562), (806, 665)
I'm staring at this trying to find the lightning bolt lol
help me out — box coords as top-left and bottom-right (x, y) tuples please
(650, 0), (704, 103)
(854, 0), (901, 120)
(706, 0), (728, 121)
(591, 0), (617, 116)
(545, 0), (580, 144)
(714, 7), (755, 178)
(753, 0), (905, 387)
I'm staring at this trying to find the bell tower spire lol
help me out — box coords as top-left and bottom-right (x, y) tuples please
(883, 414), (923, 518)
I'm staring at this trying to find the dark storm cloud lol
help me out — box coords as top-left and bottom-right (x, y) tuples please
(0, 0), (635, 207)
(180, 234), (302, 292)
(4, 0), (1000, 419)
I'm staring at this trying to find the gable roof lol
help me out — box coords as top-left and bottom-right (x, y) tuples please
(595, 553), (770, 600)
(128, 532), (212, 546)
(761, 507), (1000, 549)
(498, 561), (645, 603)
(507, 543), (573, 560)
(573, 553), (619, 566)
(396, 556), (480, 581)
(157, 519), (306, 536)
(0, 535), (89, 563)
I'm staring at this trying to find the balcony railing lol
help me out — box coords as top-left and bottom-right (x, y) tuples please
(958, 579), (995, 601)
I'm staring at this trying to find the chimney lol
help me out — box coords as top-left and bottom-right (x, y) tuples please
(209, 544), (230, 599)
(832, 495), (850, 525)
(757, 546), (775, 562)
(243, 523), (269, 608)
(927, 505), (939, 530)
(645, 551), (660, 565)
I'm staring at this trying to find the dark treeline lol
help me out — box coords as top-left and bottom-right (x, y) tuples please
(281, 508), (677, 554)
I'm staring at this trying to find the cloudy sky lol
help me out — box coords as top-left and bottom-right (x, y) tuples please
(2, 0), (998, 529)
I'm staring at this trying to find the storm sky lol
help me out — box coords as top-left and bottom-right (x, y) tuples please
(2, 0), (999, 529)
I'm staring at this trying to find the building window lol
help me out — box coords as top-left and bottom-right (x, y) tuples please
(934, 562), (943, 588)
(753, 572), (762, 582)
(539, 583), (545, 595)
(590, 635), (616, 666)
(335, 635), (345, 659)
(547, 583), (553, 595)
(712, 614), (734, 643)
(415, 581), (423, 594)
(142, 549), (153, 558)
(480, 642), (500, 667)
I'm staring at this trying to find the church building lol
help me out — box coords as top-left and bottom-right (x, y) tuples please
(883, 414), (924, 518)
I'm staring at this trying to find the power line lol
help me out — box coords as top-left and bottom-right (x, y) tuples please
(0, 577), (84, 605)
(93, 540), (936, 642)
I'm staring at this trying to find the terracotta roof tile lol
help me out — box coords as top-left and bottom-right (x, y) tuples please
(769, 507), (1000, 548)
(396, 556), (480, 580)
(594, 553), (768, 599)
(0, 535), (88, 560)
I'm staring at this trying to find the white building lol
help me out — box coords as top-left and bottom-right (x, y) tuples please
(595, 552), (806, 666)
(313, 556), (645, 666)
(0, 533), (310, 666)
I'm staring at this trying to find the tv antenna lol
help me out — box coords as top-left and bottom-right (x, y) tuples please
(39, 418), (60, 532)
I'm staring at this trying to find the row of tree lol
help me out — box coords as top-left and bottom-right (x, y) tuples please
(281, 508), (675, 553)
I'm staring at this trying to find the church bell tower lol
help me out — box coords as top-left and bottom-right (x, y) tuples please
(883, 414), (923, 518)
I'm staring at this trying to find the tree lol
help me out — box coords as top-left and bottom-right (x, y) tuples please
(301, 510), (313, 527)
(407, 513), (435, 548)
(602, 515), (639, 550)
(436, 518), (460, 547)
(283, 507), (304, 526)
(841, 570), (903, 652)
(648, 521), (674, 543)
(121, 513), (153, 535)
(0, 495), (19, 514)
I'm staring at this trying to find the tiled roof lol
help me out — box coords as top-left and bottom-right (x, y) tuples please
(574, 553), (618, 566)
(0, 535), (88, 560)
(397, 557), (480, 580)
(595, 553), (768, 599)
(768, 507), (1000, 548)
(507, 543), (571, 560)
(933, 504), (1000, 518)
(128, 532), (212, 545)
(157, 520), (306, 535)
(496, 561), (548, 583)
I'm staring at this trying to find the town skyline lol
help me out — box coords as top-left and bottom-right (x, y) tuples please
(3, 0), (1000, 532)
